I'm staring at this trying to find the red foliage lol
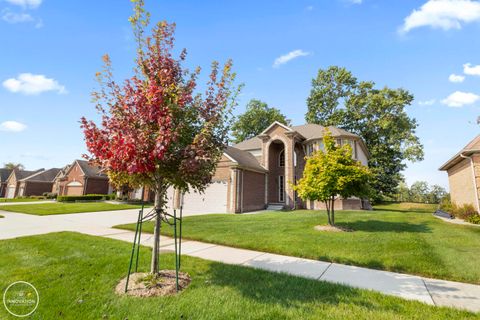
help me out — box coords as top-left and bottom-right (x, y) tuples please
(81, 20), (237, 191)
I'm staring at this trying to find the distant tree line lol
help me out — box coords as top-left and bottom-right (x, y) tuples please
(390, 181), (447, 204)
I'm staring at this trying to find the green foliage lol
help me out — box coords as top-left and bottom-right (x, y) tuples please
(455, 204), (477, 220)
(57, 194), (109, 202)
(43, 192), (57, 199)
(394, 181), (447, 204)
(3, 162), (24, 170)
(439, 196), (479, 222)
(466, 214), (480, 224)
(294, 130), (372, 225)
(231, 99), (290, 143)
(305, 66), (424, 199)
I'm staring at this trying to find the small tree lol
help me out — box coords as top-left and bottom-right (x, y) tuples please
(294, 130), (371, 225)
(3, 162), (24, 170)
(231, 99), (290, 143)
(81, 1), (239, 275)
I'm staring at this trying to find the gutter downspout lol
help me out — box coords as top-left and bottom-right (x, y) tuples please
(460, 153), (480, 212)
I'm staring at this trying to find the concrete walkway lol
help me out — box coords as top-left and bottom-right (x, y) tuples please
(0, 200), (54, 206)
(0, 209), (479, 313)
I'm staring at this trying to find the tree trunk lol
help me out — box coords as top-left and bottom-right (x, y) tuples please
(150, 181), (165, 274)
(324, 200), (331, 225)
(331, 196), (335, 226)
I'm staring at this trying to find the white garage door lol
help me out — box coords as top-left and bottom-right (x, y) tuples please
(179, 181), (228, 215)
(5, 186), (15, 199)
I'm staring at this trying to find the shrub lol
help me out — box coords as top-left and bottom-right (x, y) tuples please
(466, 214), (480, 224)
(57, 194), (108, 202)
(455, 204), (477, 220)
(42, 192), (57, 199)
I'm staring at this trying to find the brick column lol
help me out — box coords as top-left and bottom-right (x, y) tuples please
(284, 132), (296, 209)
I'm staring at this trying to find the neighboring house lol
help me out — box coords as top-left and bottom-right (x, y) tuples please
(51, 164), (72, 195)
(439, 135), (480, 212)
(163, 121), (370, 214)
(4, 169), (44, 199)
(17, 168), (61, 197)
(0, 168), (13, 198)
(57, 160), (111, 196)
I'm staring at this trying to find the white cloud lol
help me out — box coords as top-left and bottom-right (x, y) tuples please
(1, 10), (33, 23)
(0, 121), (27, 132)
(418, 99), (436, 106)
(5, 0), (42, 9)
(400, 0), (480, 34)
(441, 91), (480, 107)
(2, 73), (67, 95)
(463, 62), (480, 75)
(349, 0), (363, 4)
(448, 74), (465, 83)
(273, 50), (311, 68)
(306, 5), (314, 11)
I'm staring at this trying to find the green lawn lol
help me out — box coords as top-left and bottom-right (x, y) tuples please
(115, 203), (480, 284)
(374, 202), (438, 213)
(0, 198), (50, 203)
(0, 202), (143, 215)
(0, 232), (475, 319)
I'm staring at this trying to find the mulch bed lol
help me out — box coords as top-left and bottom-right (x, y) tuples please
(314, 225), (354, 232)
(115, 270), (191, 297)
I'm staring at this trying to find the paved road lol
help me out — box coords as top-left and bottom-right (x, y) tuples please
(0, 209), (479, 313)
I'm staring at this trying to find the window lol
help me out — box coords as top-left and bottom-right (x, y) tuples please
(279, 175), (285, 202)
(279, 150), (285, 167)
(306, 144), (314, 156)
(294, 151), (297, 167)
(318, 140), (325, 152)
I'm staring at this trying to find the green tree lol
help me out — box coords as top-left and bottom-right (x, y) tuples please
(428, 184), (447, 204)
(396, 181), (410, 202)
(231, 99), (290, 143)
(410, 181), (430, 203)
(294, 130), (372, 226)
(305, 66), (424, 199)
(305, 66), (357, 126)
(3, 162), (24, 170)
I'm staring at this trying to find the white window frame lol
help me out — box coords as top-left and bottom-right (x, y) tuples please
(279, 150), (285, 167)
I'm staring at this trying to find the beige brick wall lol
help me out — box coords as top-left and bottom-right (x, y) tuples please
(447, 158), (477, 208)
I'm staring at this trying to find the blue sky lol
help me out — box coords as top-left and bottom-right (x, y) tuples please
(1, 0), (480, 189)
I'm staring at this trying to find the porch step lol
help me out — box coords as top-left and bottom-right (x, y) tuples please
(266, 204), (285, 211)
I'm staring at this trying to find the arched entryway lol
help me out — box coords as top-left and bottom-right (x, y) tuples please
(267, 139), (286, 204)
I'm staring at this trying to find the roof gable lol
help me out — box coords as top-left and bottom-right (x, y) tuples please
(260, 121), (293, 135)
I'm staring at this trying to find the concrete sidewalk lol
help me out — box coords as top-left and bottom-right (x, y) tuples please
(0, 200), (54, 206)
(1, 209), (479, 313)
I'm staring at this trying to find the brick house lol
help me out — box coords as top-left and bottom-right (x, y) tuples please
(57, 160), (111, 196)
(162, 121), (370, 214)
(51, 164), (72, 195)
(439, 135), (480, 212)
(0, 168), (13, 198)
(17, 168), (61, 197)
(4, 169), (44, 198)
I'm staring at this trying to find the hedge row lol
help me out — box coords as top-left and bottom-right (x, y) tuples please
(56, 194), (112, 202)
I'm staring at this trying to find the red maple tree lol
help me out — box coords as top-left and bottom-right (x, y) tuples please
(81, 0), (239, 274)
